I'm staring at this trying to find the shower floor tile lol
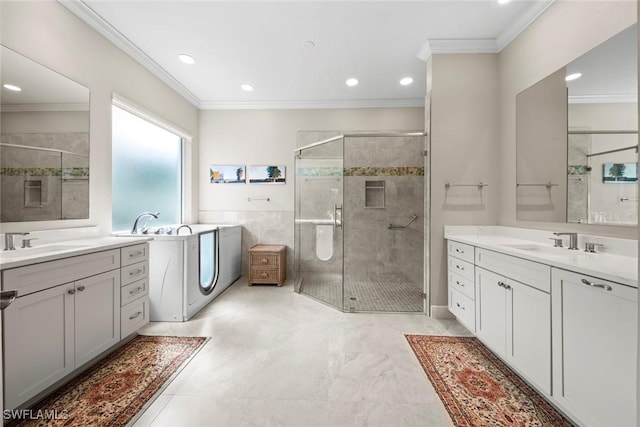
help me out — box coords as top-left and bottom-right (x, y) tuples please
(300, 273), (424, 312)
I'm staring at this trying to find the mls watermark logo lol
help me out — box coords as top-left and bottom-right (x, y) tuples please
(3, 409), (69, 421)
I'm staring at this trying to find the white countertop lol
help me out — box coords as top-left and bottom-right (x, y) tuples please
(0, 236), (152, 270)
(445, 226), (637, 288)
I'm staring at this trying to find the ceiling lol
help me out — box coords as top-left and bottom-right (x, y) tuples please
(61, 0), (554, 109)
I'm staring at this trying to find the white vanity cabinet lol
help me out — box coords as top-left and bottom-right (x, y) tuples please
(1, 243), (149, 410)
(551, 268), (637, 427)
(475, 249), (551, 395)
(447, 241), (476, 332)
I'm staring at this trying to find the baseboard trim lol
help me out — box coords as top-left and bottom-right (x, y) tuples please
(431, 305), (455, 319)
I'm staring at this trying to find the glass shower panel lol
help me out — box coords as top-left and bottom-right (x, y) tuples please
(342, 135), (425, 312)
(294, 137), (344, 310)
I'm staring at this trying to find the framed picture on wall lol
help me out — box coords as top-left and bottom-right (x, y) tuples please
(249, 165), (286, 184)
(210, 165), (246, 183)
(602, 163), (638, 183)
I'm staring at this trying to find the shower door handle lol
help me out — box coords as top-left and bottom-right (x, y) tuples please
(334, 204), (343, 230)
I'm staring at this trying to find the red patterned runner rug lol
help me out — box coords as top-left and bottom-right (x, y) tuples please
(8, 335), (207, 427)
(405, 335), (574, 427)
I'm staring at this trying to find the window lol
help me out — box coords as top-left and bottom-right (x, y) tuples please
(111, 105), (182, 231)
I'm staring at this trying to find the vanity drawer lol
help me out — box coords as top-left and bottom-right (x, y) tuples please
(449, 271), (474, 300)
(447, 240), (474, 263)
(2, 249), (120, 296)
(121, 278), (148, 306)
(476, 248), (550, 293)
(121, 261), (148, 286)
(121, 296), (149, 338)
(449, 287), (475, 332)
(121, 244), (149, 267)
(448, 256), (474, 282)
(250, 253), (280, 267)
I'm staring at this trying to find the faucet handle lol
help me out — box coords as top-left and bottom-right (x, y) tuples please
(584, 242), (604, 253)
(549, 237), (564, 248)
(21, 238), (38, 248)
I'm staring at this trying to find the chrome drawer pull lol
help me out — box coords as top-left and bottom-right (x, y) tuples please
(129, 251), (143, 258)
(455, 248), (464, 254)
(77, 285), (86, 292)
(129, 311), (142, 320)
(67, 289), (76, 295)
(498, 281), (506, 288)
(129, 269), (143, 276)
(455, 264), (464, 271)
(129, 286), (143, 295)
(456, 302), (465, 310)
(581, 278), (612, 291)
(456, 280), (464, 287)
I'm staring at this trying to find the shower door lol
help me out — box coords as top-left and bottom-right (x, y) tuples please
(342, 134), (426, 312)
(294, 137), (344, 310)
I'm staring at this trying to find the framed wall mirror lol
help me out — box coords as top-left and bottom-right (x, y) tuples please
(1, 45), (90, 222)
(516, 23), (637, 226)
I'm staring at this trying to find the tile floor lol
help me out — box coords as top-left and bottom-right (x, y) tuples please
(133, 277), (471, 427)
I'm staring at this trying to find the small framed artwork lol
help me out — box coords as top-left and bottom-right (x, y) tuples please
(249, 165), (286, 184)
(210, 165), (246, 183)
(602, 163), (638, 183)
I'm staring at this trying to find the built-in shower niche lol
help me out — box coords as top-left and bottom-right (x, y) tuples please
(365, 180), (385, 208)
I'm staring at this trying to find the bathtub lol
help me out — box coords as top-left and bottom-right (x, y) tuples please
(115, 224), (241, 321)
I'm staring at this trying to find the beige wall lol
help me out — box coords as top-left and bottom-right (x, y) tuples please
(498, 0), (637, 237)
(198, 108), (424, 215)
(429, 54), (500, 307)
(0, 0), (199, 234)
(198, 107), (424, 278)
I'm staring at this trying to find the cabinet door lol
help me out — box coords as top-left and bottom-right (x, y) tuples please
(552, 269), (637, 427)
(475, 267), (506, 357)
(506, 279), (551, 395)
(74, 270), (121, 367)
(3, 284), (74, 410)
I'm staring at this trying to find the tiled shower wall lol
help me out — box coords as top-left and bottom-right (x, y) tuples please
(342, 135), (425, 285)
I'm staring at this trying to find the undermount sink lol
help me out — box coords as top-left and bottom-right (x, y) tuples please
(500, 243), (566, 255)
(0, 244), (86, 258)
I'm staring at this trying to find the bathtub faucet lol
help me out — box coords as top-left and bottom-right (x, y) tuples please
(131, 212), (159, 234)
(176, 224), (193, 235)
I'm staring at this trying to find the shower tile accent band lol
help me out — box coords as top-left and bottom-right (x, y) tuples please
(344, 166), (424, 176)
(296, 166), (425, 177)
(1, 167), (90, 177)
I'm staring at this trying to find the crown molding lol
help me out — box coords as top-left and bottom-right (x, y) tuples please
(417, 0), (556, 60)
(58, 0), (201, 107)
(496, 0), (556, 51)
(200, 98), (425, 110)
(568, 94), (638, 104)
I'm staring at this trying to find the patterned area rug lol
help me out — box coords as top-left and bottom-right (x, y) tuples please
(8, 335), (207, 427)
(405, 335), (574, 427)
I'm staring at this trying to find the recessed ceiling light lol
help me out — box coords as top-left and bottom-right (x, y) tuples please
(3, 84), (22, 92)
(400, 77), (414, 86)
(241, 83), (254, 92)
(303, 40), (316, 49)
(565, 73), (582, 82)
(178, 54), (195, 65)
(497, 0), (512, 4)
(346, 78), (359, 87)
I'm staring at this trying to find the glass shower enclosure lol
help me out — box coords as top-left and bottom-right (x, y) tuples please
(294, 132), (427, 313)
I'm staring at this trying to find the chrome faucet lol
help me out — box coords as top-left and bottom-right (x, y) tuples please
(4, 232), (29, 251)
(553, 232), (579, 250)
(131, 212), (159, 234)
